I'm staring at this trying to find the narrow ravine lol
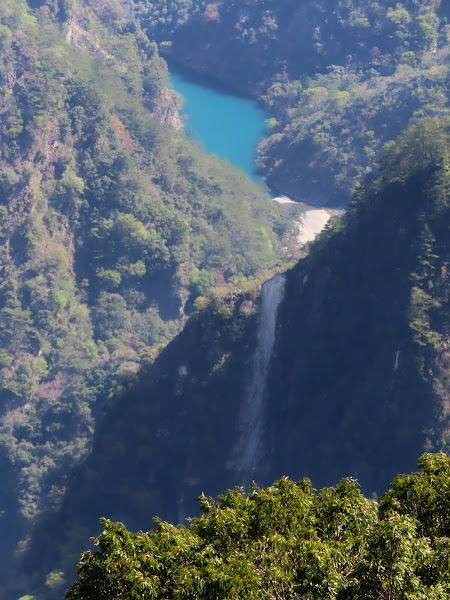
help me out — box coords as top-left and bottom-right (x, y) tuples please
(234, 273), (286, 485)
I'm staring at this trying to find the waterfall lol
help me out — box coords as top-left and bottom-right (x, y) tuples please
(233, 273), (286, 484)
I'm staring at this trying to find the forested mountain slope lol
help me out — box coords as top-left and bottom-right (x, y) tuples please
(0, 0), (288, 581)
(134, 0), (450, 204)
(13, 118), (450, 599)
(2, 0), (450, 596)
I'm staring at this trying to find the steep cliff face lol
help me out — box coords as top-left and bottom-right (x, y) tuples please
(12, 119), (450, 598)
(267, 236), (431, 492)
(264, 123), (450, 491)
(266, 121), (450, 493)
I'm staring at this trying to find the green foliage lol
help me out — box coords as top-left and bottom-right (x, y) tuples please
(33, 356), (49, 380)
(2, 0), (450, 593)
(128, 260), (147, 277)
(409, 286), (442, 348)
(0, 24), (11, 49)
(189, 267), (214, 297)
(97, 269), (122, 290)
(380, 453), (450, 539)
(416, 11), (439, 45)
(387, 3), (412, 29)
(0, 0), (287, 579)
(66, 455), (450, 600)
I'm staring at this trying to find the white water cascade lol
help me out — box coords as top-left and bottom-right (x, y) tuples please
(233, 273), (286, 484)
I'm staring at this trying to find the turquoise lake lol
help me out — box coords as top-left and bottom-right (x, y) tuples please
(169, 69), (268, 182)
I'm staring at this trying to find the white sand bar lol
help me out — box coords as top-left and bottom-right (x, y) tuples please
(297, 209), (333, 244)
(272, 195), (339, 245)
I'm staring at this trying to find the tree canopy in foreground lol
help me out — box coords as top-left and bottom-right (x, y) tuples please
(66, 453), (450, 599)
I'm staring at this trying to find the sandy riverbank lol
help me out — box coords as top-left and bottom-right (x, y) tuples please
(273, 196), (336, 244)
(297, 209), (334, 244)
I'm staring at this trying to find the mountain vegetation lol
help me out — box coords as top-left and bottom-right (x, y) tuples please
(1, 0), (449, 597)
(134, 0), (450, 203)
(13, 287), (260, 597)
(0, 0), (289, 581)
(11, 116), (450, 599)
(68, 453), (450, 600)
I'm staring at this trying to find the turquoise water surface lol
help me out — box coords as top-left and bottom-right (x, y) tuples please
(169, 69), (268, 182)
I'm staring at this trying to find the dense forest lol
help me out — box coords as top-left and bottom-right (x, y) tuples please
(134, 0), (450, 203)
(0, 0), (291, 584)
(0, 0), (449, 598)
(66, 454), (450, 599)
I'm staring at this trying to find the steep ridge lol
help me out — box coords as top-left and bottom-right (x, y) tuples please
(13, 118), (450, 599)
